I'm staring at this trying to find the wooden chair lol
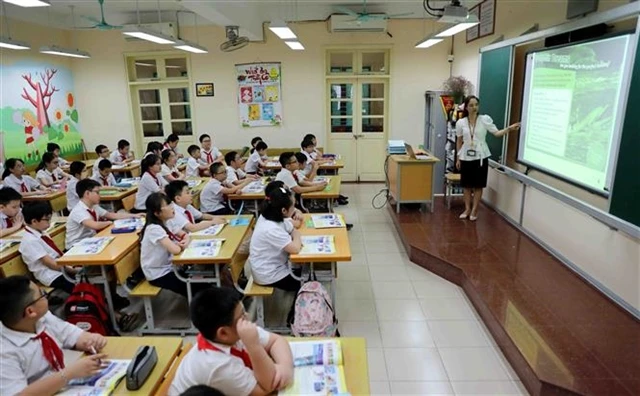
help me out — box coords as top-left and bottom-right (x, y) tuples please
(154, 342), (193, 396)
(122, 194), (136, 212)
(229, 253), (273, 327)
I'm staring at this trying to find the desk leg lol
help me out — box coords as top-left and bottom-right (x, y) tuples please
(300, 197), (308, 213)
(254, 199), (260, 216)
(100, 265), (121, 334)
(173, 266), (193, 306)
(396, 202), (400, 213)
(228, 200), (236, 212)
(328, 198), (333, 213)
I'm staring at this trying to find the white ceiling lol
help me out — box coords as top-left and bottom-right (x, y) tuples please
(1, 0), (478, 40)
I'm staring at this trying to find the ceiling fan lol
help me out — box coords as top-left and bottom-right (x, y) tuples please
(79, 0), (123, 30)
(334, 0), (414, 21)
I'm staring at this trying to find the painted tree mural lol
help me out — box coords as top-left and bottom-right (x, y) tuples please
(21, 68), (59, 128)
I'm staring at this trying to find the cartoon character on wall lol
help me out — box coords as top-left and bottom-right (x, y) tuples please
(265, 85), (279, 102)
(240, 87), (253, 103)
(248, 104), (261, 121)
(22, 110), (40, 159)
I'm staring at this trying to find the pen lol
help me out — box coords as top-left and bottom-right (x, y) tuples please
(90, 346), (101, 365)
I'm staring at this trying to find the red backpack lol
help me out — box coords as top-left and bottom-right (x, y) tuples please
(64, 275), (116, 336)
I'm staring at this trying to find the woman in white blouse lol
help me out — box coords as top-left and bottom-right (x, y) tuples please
(455, 96), (520, 221)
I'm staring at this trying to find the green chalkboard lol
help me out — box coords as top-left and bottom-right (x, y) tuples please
(478, 46), (513, 161)
(609, 37), (640, 228)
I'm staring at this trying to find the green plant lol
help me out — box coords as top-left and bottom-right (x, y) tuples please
(442, 76), (474, 102)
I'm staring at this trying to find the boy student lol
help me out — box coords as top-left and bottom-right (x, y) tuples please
(201, 163), (252, 215)
(199, 134), (224, 164)
(47, 142), (69, 167)
(275, 152), (326, 194)
(110, 139), (134, 165)
(0, 275), (108, 396)
(90, 159), (117, 187)
(0, 187), (23, 237)
(245, 141), (268, 175)
(186, 145), (210, 178)
(169, 287), (294, 396)
(93, 144), (110, 176)
(224, 151), (257, 186)
(66, 161), (86, 212)
(303, 134), (349, 205)
(294, 152), (323, 187)
(66, 179), (142, 250)
(165, 180), (226, 233)
(304, 133), (323, 160)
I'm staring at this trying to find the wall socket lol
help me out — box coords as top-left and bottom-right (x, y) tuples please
(447, 55), (455, 63)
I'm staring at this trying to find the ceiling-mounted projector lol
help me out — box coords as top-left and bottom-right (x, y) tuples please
(438, 3), (471, 23)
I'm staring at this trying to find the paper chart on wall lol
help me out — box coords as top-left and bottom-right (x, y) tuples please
(236, 62), (283, 127)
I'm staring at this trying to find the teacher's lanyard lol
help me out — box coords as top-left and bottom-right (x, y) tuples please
(469, 118), (477, 148)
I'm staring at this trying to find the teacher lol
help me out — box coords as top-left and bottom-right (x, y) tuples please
(455, 95), (520, 221)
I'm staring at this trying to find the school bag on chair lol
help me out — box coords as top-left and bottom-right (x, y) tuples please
(291, 273), (339, 337)
(64, 274), (116, 336)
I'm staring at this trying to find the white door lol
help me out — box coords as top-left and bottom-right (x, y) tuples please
(327, 79), (388, 182)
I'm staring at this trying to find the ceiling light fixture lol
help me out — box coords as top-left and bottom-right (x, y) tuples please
(0, 37), (30, 49)
(123, 25), (175, 44)
(269, 20), (297, 40)
(435, 15), (479, 37)
(39, 45), (90, 58)
(284, 40), (304, 50)
(173, 39), (208, 54)
(2, 0), (50, 7)
(415, 38), (444, 49)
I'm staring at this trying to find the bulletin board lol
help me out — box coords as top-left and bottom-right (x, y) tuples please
(236, 62), (283, 127)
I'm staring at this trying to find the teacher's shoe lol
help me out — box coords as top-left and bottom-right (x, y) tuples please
(459, 212), (470, 219)
(469, 215), (478, 221)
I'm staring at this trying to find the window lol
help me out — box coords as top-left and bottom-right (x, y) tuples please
(327, 50), (390, 75)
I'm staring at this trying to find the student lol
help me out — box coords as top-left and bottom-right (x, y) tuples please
(91, 159), (117, 187)
(303, 134), (349, 205)
(294, 152), (322, 187)
(66, 179), (142, 250)
(161, 149), (184, 182)
(201, 163), (251, 215)
(180, 385), (226, 396)
(19, 203), (77, 294)
(144, 141), (164, 159)
(133, 154), (167, 212)
(2, 158), (50, 197)
(0, 187), (23, 237)
(66, 161), (86, 212)
(303, 133), (323, 159)
(186, 145), (210, 178)
(46, 142), (69, 167)
(249, 136), (262, 154)
(169, 287), (294, 396)
(165, 180), (226, 233)
(164, 134), (182, 158)
(0, 275), (108, 396)
(35, 152), (68, 187)
(199, 134), (223, 164)
(92, 144), (110, 177)
(140, 192), (206, 297)
(275, 152), (326, 194)
(245, 141), (268, 175)
(224, 151), (256, 186)
(110, 139), (134, 165)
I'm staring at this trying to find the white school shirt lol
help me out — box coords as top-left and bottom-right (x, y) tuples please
(91, 172), (116, 187)
(166, 203), (203, 232)
(169, 328), (271, 396)
(275, 168), (298, 189)
(57, 157), (69, 167)
(109, 150), (130, 164)
(186, 157), (202, 178)
(244, 152), (261, 173)
(92, 157), (109, 176)
(225, 166), (239, 184)
(134, 172), (165, 211)
(200, 179), (226, 213)
(294, 169), (308, 183)
(161, 163), (181, 179)
(201, 147), (221, 164)
(35, 168), (65, 185)
(249, 216), (294, 285)
(310, 149), (320, 160)
(0, 312), (84, 396)
(140, 224), (177, 281)
(3, 174), (40, 193)
(0, 211), (15, 230)
(66, 200), (109, 250)
(19, 226), (63, 286)
(66, 176), (80, 211)
(163, 143), (180, 156)
(455, 115), (500, 161)
(300, 150), (314, 175)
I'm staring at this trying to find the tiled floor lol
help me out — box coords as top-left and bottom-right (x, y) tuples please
(334, 183), (528, 395)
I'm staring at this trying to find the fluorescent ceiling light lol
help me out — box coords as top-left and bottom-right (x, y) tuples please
(0, 36), (30, 50)
(415, 38), (444, 49)
(122, 26), (175, 44)
(435, 16), (480, 37)
(173, 40), (208, 54)
(2, 0), (50, 7)
(284, 41), (304, 50)
(269, 21), (297, 40)
(40, 45), (90, 58)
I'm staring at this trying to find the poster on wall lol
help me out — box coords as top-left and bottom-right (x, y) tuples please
(0, 62), (83, 166)
(236, 62), (282, 127)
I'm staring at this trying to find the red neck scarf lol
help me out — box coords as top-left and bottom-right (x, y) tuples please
(101, 176), (109, 186)
(34, 331), (65, 371)
(204, 151), (213, 163)
(20, 182), (28, 193)
(146, 171), (160, 186)
(87, 208), (97, 221)
(196, 333), (252, 369)
(185, 210), (194, 224)
(25, 228), (64, 256)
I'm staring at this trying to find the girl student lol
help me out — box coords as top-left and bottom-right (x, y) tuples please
(2, 158), (50, 197)
(133, 154), (167, 213)
(66, 161), (87, 212)
(161, 149), (184, 183)
(140, 192), (209, 297)
(163, 133), (183, 158)
(35, 152), (68, 187)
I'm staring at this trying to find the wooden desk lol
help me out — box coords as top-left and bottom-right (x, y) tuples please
(388, 152), (439, 213)
(300, 176), (341, 213)
(95, 337), (183, 396)
(100, 187), (137, 211)
(291, 214), (351, 263)
(264, 158), (345, 173)
(186, 177), (207, 210)
(112, 161), (142, 177)
(23, 190), (67, 213)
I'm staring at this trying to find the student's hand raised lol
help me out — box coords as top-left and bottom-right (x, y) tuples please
(237, 318), (260, 346)
(65, 354), (107, 380)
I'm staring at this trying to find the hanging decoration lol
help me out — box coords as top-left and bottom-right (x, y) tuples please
(236, 62), (282, 127)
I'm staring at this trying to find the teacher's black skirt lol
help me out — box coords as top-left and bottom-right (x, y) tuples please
(460, 159), (489, 188)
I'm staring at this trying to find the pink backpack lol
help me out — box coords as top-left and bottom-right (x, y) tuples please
(291, 281), (339, 337)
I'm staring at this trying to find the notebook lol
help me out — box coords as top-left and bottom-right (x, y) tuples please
(280, 340), (348, 395)
(299, 235), (336, 255)
(180, 239), (224, 259)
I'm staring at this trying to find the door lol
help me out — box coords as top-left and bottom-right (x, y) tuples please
(327, 79), (388, 182)
(132, 83), (195, 155)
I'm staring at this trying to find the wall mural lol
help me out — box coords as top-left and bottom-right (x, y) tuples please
(0, 61), (83, 165)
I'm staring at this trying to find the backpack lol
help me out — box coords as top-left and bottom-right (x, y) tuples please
(64, 275), (115, 336)
(291, 278), (339, 337)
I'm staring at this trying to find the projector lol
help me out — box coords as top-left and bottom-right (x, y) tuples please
(438, 4), (471, 24)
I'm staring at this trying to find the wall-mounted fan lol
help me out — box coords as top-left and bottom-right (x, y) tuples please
(80, 0), (123, 30)
(335, 0), (414, 21)
(220, 26), (249, 52)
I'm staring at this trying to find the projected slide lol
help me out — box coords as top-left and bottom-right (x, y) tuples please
(518, 34), (632, 193)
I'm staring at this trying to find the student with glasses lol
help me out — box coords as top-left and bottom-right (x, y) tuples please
(200, 162), (252, 215)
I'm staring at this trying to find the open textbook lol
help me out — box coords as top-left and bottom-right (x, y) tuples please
(58, 359), (130, 396)
(187, 179), (202, 189)
(242, 180), (266, 194)
(112, 218), (145, 232)
(65, 237), (114, 256)
(280, 340), (348, 396)
(190, 223), (225, 237)
(310, 214), (345, 229)
(0, 239), (19, 252)
(180, 239), (224, 259)
(300, 235), (336, 255)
